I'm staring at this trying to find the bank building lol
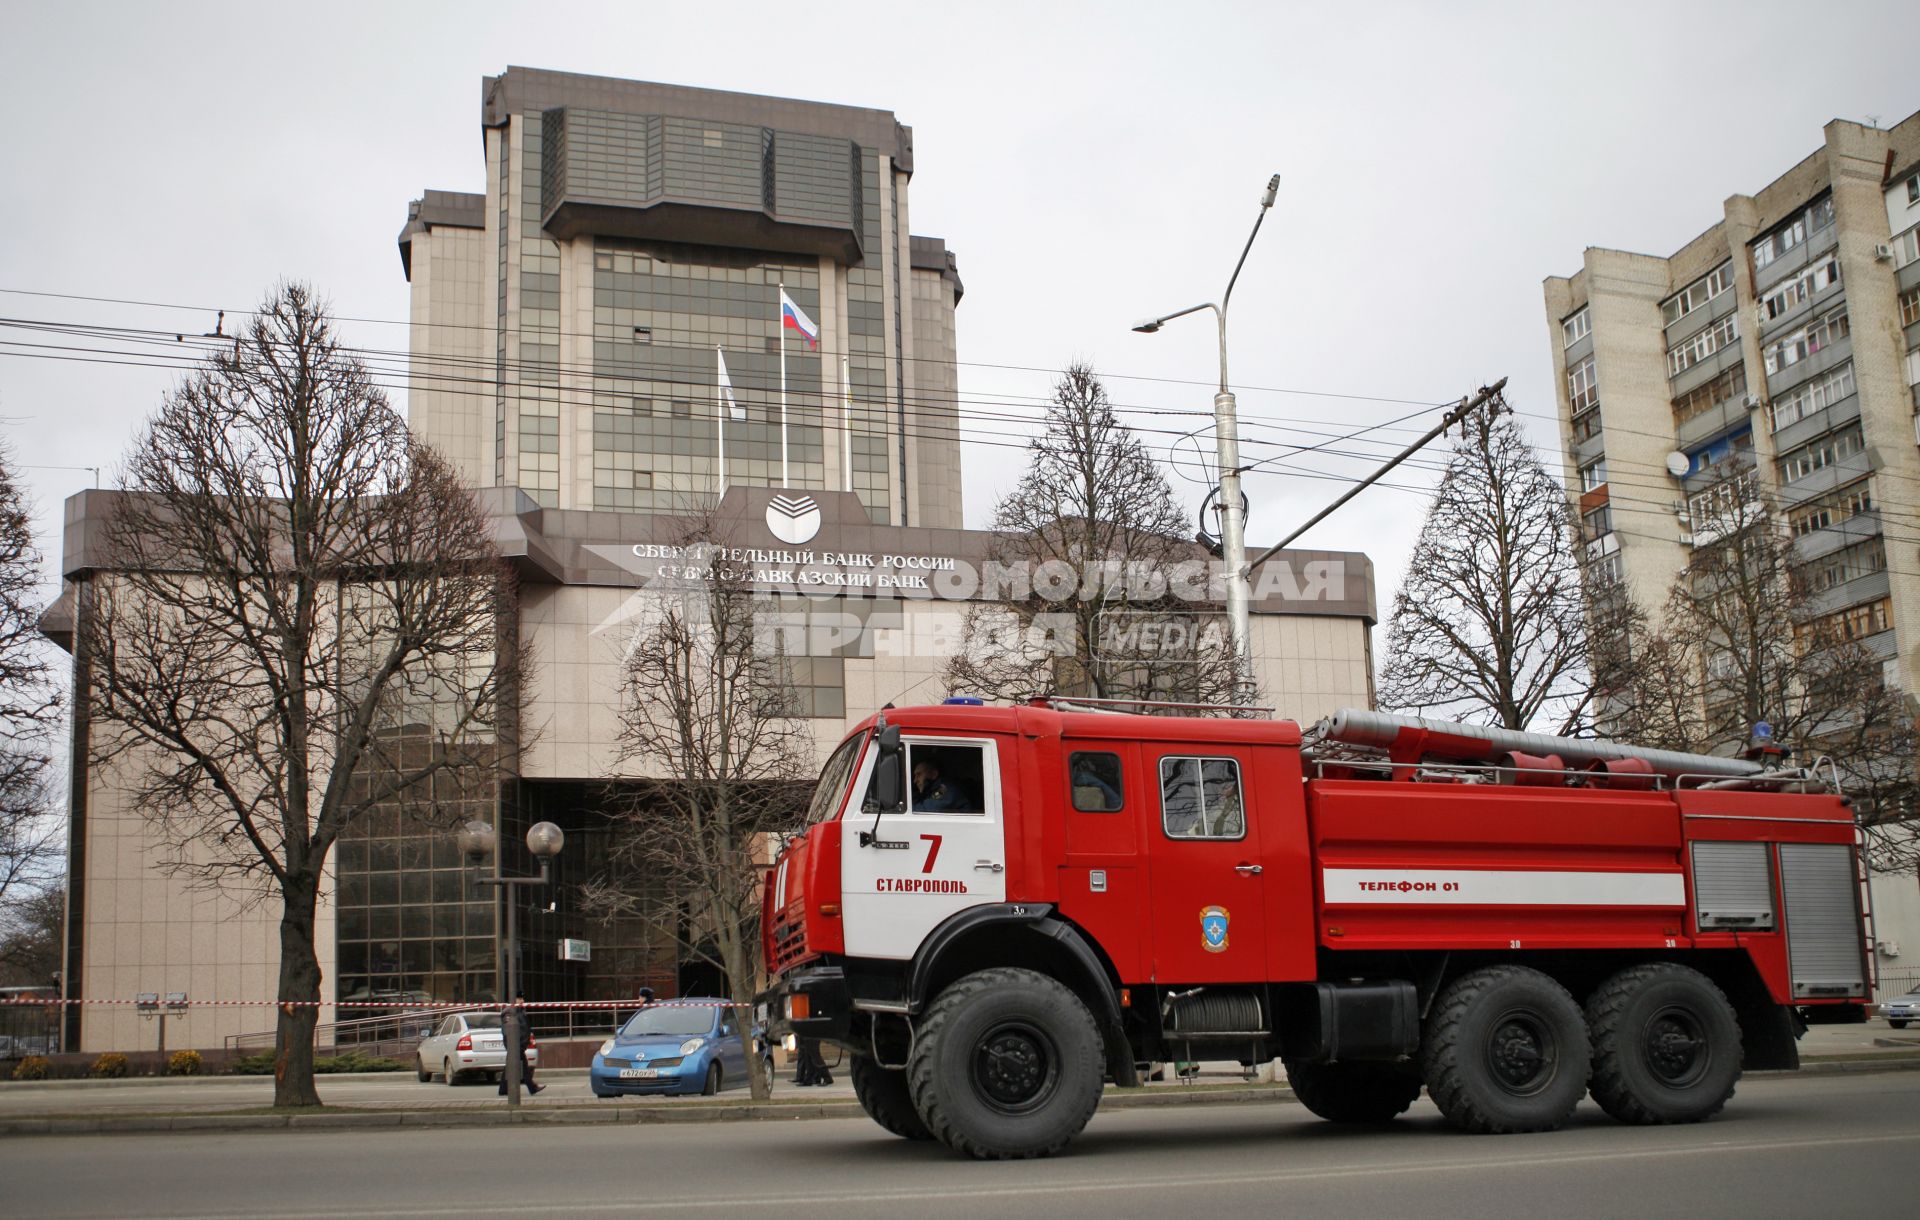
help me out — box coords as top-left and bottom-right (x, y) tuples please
(46, 68), (1376, 1052)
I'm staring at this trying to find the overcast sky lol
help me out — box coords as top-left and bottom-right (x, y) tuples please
(4, 0), (1915, 632)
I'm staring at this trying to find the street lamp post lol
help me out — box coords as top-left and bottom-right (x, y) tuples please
(457, 818), (566, 1110)
(1134, 174), (1281, 700)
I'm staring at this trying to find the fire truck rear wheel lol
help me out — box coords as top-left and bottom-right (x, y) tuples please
(1283, 1058), (1424, 1123)
(907, 967), (1104, 1159)
(851, 1055), (933, 1141)
(1420, 964), (1590, 1134)
(1586, 963), (1741, 1125)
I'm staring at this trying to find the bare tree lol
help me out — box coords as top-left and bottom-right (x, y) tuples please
(1379, 405), (1594, 733)
(0, 884), (64, 988)
(945, 362), (1245, 707)
(1585, 580), (1711, 755)
(80, 285), (517, 1107)
(1670, 480), (1911, 865)
(585, 514), (814, 1100)
(1591, 474), (1916, 868)
(0, 440), (61, 959)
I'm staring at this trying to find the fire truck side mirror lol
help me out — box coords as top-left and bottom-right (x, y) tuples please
(873, 726), (905, 814)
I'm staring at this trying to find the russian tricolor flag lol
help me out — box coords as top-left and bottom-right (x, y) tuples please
(779, 289), (820, 349)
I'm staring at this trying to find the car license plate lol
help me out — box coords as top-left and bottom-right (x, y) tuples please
(618, 1068), (659, 1079)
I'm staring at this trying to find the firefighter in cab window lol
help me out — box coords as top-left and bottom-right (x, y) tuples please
(911, 754), (975, 813)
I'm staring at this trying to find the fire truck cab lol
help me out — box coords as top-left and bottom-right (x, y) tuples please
(761, 699), (1869, 1159)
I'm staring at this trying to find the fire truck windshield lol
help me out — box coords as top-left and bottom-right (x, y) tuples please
(804, 732), (866, 824)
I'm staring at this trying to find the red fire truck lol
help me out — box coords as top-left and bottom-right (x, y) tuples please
(760, 698), (1870, 1159)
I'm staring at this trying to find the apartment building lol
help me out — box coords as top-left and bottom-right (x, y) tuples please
(1544, 112), (1920, 702)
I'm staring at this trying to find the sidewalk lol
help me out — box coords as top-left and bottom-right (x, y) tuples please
(3, 1022), (1914, 1137)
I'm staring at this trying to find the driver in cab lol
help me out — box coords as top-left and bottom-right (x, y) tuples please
(912, 759), (972, 813)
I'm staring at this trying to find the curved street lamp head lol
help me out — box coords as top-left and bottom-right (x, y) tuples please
(526, 821), (566, 858)
(1260, 173), (1281, 210)
(1131, 318), (1164, 334)
(456, 819), (497, 861)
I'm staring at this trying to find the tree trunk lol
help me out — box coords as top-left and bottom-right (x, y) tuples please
(272, 873), (323, 1108)
(722, 933), (768, 1100)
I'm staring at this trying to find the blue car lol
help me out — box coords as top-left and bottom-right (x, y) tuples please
(590, 999), (774, 1097)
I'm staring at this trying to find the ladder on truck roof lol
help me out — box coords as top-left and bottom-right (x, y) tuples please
(1028, 695), (1275, 717)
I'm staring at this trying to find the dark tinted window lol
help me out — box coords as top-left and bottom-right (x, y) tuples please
(906, 743), (985, 815)
(1069, 752), (1123, 812)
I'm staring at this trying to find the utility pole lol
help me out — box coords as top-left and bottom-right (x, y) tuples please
(1247, 379), (1509, 569)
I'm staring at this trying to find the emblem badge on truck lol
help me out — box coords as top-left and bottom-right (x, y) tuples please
(1200, 905), (1230, 953)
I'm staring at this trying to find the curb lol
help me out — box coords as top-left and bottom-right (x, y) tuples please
(3, 1055), (1913, 1138)
(0, 1067), (594, 1093)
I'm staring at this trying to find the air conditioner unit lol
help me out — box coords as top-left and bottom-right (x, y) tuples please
(1874, 243), (1895, 262)
(1744, 393), (1761, 410)
(1878, 940), (1901, 958)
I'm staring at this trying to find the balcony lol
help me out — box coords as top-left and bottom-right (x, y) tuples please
(1752, 222), (1836, 293)
(1778, 448), (1875, 508)
(1681, 451), (1755, 497)
(1669, 342), (1741, 396)
(1676, 393), (1757, 451)
(1773, 390), (1861, 454)
(1803, 569), (1891, 620)
(1792, 509), (1882, 563)
(1758, 273), (1845, 341)
(1766, 334), (1852, 397)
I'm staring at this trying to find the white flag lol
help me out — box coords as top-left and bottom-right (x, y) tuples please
(717, 348), (745, 420)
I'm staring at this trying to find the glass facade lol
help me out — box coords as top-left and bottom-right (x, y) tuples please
(590, 242), (825, 510)
(334, 810), (498, 1009)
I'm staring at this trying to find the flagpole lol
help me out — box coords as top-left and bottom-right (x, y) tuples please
(715, 345), (726, 497)
(778, 281), (790, 487)
(841, 356), (853, 494)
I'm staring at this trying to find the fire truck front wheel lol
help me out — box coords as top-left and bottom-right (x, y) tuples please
(1283, 1058), (1424, 1123)
(851, 1055), (933, 1141)
(907, 967), (1105, 1160)
(1585, 963), (1741, 1125)
(1420, 965), (1590, 1134)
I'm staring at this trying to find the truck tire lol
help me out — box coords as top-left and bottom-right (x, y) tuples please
(851, 1054), (933, 1141)
(1420, 964), (1589, 1133)
(907, 967), (1104, 1160)
(1586, 963), (1741, 1125)
(1283, 1059), (1423, 1123)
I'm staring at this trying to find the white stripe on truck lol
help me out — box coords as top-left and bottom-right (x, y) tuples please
(1322, 868), (1684, 906)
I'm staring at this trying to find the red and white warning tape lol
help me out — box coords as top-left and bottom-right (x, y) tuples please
(0, 997), (747, 1010)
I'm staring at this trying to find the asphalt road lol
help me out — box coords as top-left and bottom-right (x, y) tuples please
(2, 1071), (1915, 1219)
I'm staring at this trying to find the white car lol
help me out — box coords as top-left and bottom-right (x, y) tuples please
(1883, 987), (1920, 1029)
(414, 1010), (539, 1085)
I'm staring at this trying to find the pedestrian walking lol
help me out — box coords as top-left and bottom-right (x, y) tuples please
(499, 991), (543, 1097)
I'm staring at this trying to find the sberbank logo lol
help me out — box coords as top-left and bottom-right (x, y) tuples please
(765, 494), (821, 545)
